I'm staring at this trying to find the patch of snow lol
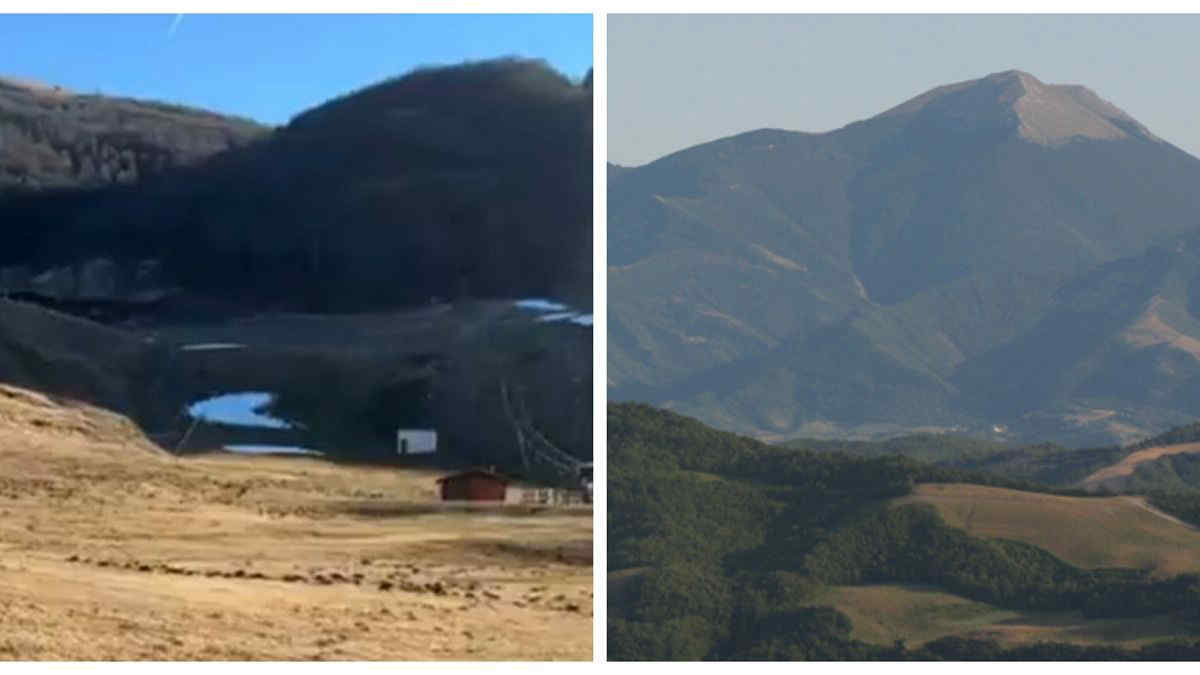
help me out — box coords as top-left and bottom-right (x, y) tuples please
(535, 311), (593, 327)
(224, 444), (322, 456)
(180, 343), (247, 352)
(515, 298), (569, 312)
(188, 392), (291, 429)
(515, 298), (591, 328)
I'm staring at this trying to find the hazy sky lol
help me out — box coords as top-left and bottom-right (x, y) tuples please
(0, 14), (592, 125)
(609, 14), (1200, 166)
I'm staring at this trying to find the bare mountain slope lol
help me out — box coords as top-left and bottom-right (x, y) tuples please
(876, 70), (1159, 146)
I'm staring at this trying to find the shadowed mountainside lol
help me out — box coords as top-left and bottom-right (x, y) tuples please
(0, 59), (593, 476)
(2, 58), (592, 313)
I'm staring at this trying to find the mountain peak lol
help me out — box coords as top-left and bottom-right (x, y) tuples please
(981, 68), (1037, 84)
(877, 70), (1157, 146)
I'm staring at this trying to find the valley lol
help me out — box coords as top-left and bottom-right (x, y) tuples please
(607, 403), (1200, 661)
(0, 295), (592, 477)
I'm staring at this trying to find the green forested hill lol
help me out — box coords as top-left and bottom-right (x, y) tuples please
(779, 432), (1010, 464)
(778, 420), (1200, 494)
(609, 403), (1200, 661)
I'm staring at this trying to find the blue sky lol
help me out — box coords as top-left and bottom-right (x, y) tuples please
(1, 14), (592, 125)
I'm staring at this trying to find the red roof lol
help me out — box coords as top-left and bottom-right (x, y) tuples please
(436, 469), (511, 485)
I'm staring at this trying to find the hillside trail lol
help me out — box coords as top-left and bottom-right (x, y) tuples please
(0, 384), (592, 660)
(1121, 496), (1198, 531)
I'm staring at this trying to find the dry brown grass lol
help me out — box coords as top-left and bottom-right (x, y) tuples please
(1122, 297), (1200, 359)
(818, 584), (1200, 649)
(896, 483), (1200, 576)
(0, 386), (591, 660)
(1081, 441), (1200, 487)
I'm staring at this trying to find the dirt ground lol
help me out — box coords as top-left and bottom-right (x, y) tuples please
(0, 384), (592, 661)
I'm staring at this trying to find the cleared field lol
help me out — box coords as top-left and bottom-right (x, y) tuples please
(1080, 441), (1200, 488)
(815, 583), (1200, 648)
(0, 385), (591, 660)
(895, 483), (1200, 576)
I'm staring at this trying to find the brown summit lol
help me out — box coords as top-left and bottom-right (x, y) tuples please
(876, 69), (1158, 146)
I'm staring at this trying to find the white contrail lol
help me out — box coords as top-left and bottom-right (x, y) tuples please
(167, 14), (184, 38)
